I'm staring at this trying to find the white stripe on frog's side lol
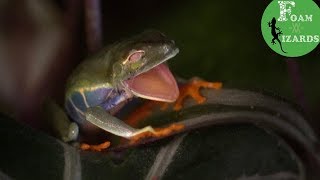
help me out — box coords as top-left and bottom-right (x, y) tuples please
(79, 90), (89, 108)
(76, 83), (115, 107)
(69, 98), (85, 116)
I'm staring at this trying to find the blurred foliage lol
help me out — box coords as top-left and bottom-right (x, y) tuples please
(0, 100), (307, 179)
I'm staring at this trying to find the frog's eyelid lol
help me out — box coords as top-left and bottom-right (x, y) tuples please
(129, 50), (145, 62)
(122, 50), (145, 65)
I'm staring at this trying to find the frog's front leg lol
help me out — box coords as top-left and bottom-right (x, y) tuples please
(124, 78), (222, 129)
(173, 78), (222, 111)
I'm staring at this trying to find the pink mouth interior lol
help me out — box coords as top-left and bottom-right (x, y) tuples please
(125, 64), (179, 102)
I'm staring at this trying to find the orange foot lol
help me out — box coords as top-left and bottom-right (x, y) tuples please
(129, 123), (185, 144)
(173, 78), (222, 111)
(80, 141), (111, 152)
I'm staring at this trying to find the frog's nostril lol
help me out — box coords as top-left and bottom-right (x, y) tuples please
(163, 45), (170, 54)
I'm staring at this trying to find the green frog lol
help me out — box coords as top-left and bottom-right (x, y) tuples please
(48, 30), (221, 151)
(62, 30), (179, 146)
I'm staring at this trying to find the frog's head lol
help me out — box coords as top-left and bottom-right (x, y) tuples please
(111, 30), (179, 102)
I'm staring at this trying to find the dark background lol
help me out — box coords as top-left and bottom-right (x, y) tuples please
(0, 0), (319, 131)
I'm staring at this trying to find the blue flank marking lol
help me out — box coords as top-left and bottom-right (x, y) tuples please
(69, 91), (87, 112)
(65, 87), (129, 124)
(101, 90), (128, 111)
(84, 88), (112, 107)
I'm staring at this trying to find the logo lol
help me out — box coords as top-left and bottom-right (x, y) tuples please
(261, 0), (320, 57)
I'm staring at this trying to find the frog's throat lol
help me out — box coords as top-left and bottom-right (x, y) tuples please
(124, 63), (179, 102)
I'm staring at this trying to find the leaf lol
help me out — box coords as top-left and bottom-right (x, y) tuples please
(0, 88), (319, 179)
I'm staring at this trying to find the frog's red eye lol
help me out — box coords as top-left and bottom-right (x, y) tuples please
(128, 50), (144, 62)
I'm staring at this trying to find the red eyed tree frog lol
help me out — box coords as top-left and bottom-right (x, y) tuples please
(64, 30), (180, 148)
(58, 30), (221, 151)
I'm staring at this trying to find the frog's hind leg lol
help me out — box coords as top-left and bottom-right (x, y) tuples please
(173, 78), (222, 111)
(129, 123), (184, 144)
(81, 107), (159, 151)
(82, 106), (184, 150)
(80, 106), (137, 151)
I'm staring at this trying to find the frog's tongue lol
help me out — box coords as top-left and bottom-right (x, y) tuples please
(125, 64), (179, 102)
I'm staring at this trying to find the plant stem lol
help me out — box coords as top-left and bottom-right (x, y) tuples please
(84, 0), (102, 53)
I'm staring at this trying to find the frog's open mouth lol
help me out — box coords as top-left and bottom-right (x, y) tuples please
(124, 63), (179, 102)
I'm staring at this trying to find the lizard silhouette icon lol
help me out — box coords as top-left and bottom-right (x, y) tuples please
(268, 17), (287, 53)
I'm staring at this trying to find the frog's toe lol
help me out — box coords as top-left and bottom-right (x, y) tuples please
(173, 78), (222, 111)
(80, 141), (111, 151)
(136, 126), (156, 134)
(67, 122), (79, 141)
(129, 124), (184, 144)
(61, 122), (79, 142)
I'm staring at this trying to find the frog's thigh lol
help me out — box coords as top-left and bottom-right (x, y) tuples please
(85, 106), (140, 138)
